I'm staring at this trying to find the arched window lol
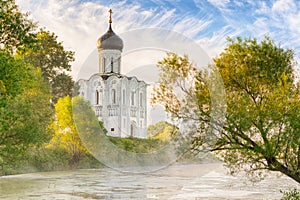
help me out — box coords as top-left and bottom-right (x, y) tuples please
(103, 58), (106, 72)
(139, 92), (143, 107)
(99, 90), (103, 105)
(95, 90), (99, 105)
(131, 91), (135, 106)
(122, 89), (126, 104)
(111, 57), (113, 72)
(112, 89), (116, 104)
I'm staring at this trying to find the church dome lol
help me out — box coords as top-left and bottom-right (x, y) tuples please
(97, 22), (123, 51)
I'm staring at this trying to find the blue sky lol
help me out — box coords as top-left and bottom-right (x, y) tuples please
(16, 0), (300, 78)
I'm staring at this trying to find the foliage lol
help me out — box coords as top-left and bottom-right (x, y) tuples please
(147, 121), (179, 141)
(0, 146), (102, 175)
(108, 136), (167, 153)
(48, 96), (88, 168)
(280, 188), (300, 200)
(0, 0), (36, 53)
(25, 146), (102, 172)
(0, 0), (78, 175)
(51, 72), (75, 103)
(17, 29), (75, 103)
(106, 121), (174, 153)
(153, 36), (300, 183)
(0, 49), (52, 171)
(1, 0), (74, 104)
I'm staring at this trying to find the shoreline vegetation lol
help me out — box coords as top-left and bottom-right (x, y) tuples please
(0, 135), (219, 176)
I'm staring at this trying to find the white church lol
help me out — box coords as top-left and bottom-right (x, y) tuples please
(78, 10), (147, 138)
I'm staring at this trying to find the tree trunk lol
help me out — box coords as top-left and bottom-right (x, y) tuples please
(69, 152), (81, 169)
(272, 160), (300, 184)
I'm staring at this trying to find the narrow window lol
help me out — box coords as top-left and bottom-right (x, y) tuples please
(99, 90), (103, 105)
(96, 90), (99, 104)
(111, 57), (113, 72)
(112, 89), (116, 104)
(103, 58), (106, 72)
(122, 89), (126, 104)
(139, 92), (143, 106)
(131, 92), (135, 106)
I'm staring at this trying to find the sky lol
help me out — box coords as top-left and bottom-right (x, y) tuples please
(15, 0), (300, 125)
(16, 0), (300, 80)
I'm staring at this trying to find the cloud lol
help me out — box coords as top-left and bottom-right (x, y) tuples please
(196, 25), (237, 58)
(16, 0), (221, 79)
(16, 0), (110, 77)
(255, 1), (270, 15)
(246, 17), (270, 37)
(288, 12), (300, 34)
(172, 16), (212, 38)
(207, 0), (230, 9)
(272, 0), (296, 13)
(15, 0), (300, 74)
(233, 0), (243, 7)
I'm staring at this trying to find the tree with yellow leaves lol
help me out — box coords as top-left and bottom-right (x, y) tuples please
(48, 96), (88, 168)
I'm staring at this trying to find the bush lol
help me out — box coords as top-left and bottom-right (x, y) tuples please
(108, 136), (166, 153)
(0, 146), (103, 176)
(281, 188), (300, 200)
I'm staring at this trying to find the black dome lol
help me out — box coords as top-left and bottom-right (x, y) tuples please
(97, 25), (123, 51)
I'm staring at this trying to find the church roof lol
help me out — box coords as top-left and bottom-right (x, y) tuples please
(100, 73), (146, 84)
(97, 9), (123, 51)
(83, 73), (147, 85)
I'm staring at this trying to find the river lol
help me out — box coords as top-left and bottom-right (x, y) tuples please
(0, 163), (298, 199)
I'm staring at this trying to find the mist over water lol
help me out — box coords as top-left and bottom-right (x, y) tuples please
(0, 163), (298, 199)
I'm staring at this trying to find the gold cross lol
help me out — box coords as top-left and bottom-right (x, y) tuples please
(109, 9), (113, 24)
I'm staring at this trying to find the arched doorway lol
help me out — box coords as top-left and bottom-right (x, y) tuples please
(130, 121), (137, 137)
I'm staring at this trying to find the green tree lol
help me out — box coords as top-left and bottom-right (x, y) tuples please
(0, 0), (36, 53)
(153, 36), (300, 183)
(48, 96), (88, 167)
(18, 30), (75, 103)
(0, 49), (52, 171)
(0, 0), (76, 173)
(1, 0), (75, 103)
(51, 72), (75, 103)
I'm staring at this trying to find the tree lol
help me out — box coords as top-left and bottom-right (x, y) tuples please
(51, 72), (75, 103)
(0, 0), (76, 173)
(152, 36), (300, 183)
(17, 30), (75, 103)
(48, 96), (88, 167)
(0, 0), (36, 53)
(1, 0), (75, 103)
(0, 49), (52, 171)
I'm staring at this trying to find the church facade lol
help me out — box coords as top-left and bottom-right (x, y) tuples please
(78, 10), (147, 138)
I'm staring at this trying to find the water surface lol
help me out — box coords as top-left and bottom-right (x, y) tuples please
(0, 163), (298, 199)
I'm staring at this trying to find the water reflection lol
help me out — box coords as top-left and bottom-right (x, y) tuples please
(0, 163), (298, 199)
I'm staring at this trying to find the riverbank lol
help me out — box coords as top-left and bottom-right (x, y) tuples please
(0, 136), (214, 176)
